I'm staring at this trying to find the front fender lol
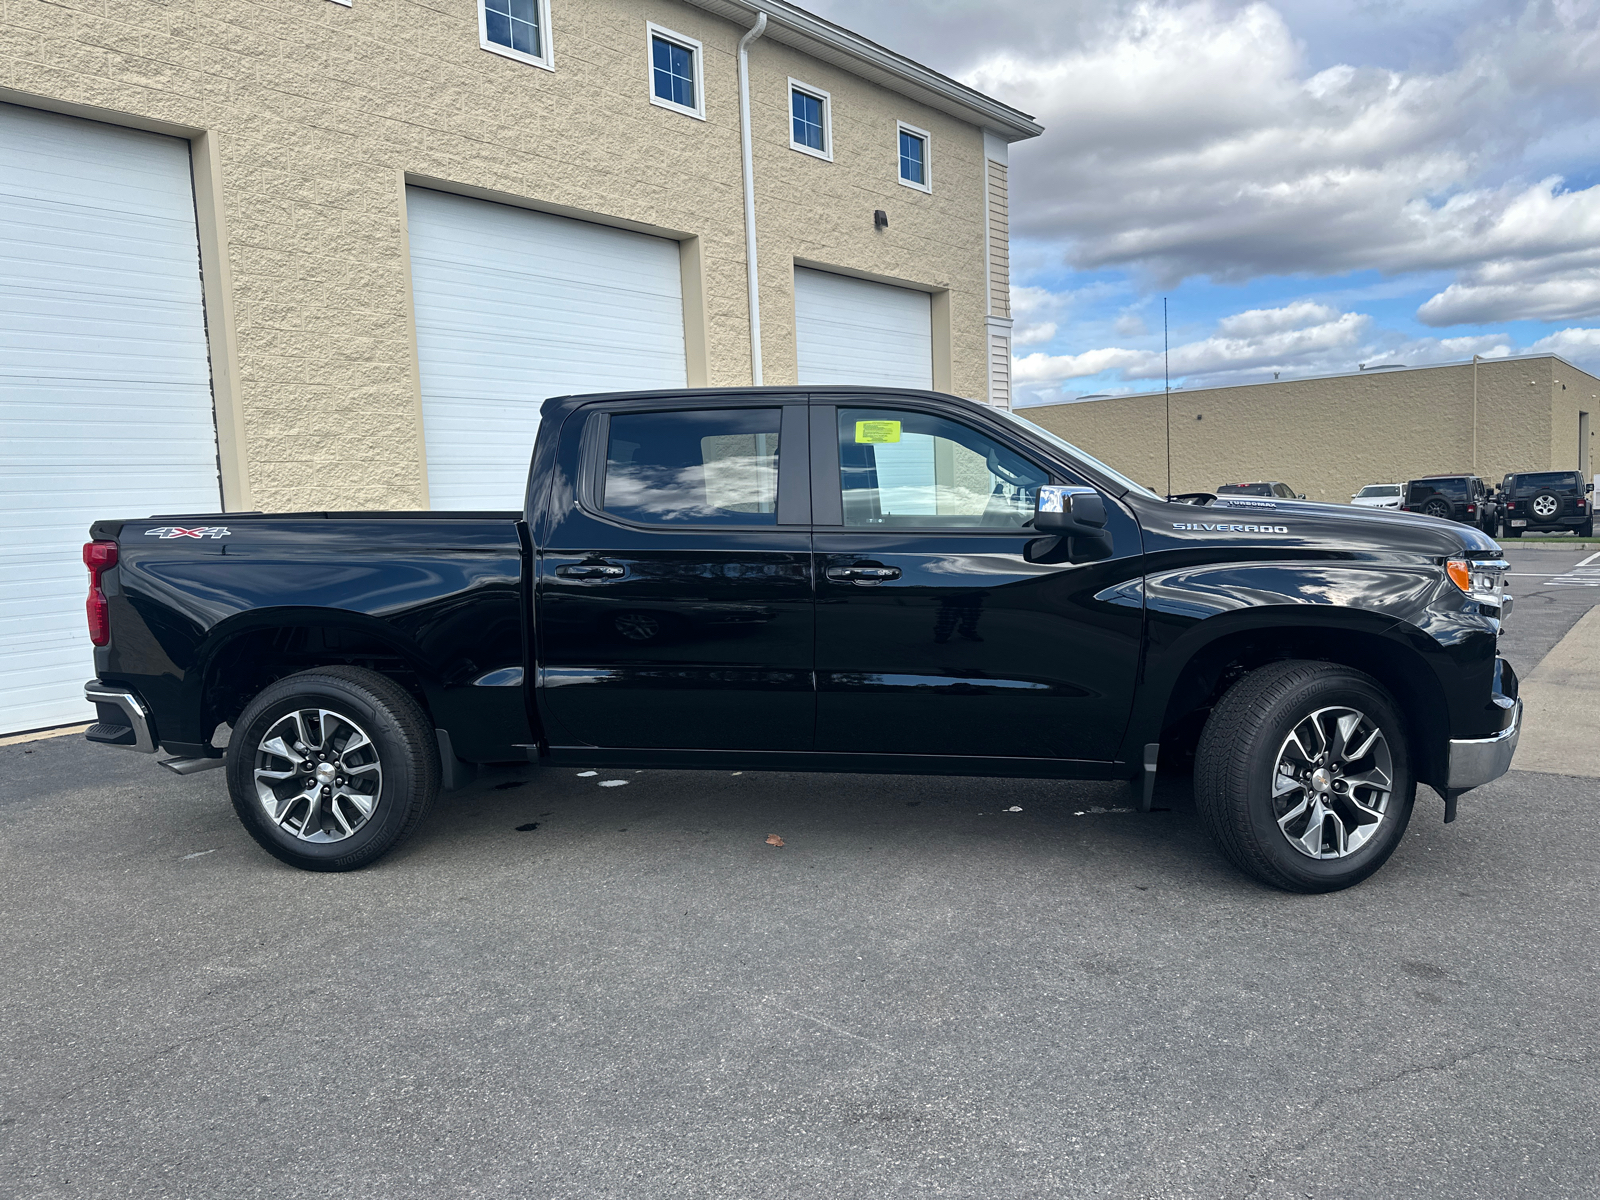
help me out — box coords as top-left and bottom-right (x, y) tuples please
(1119, 559), (1496, 788)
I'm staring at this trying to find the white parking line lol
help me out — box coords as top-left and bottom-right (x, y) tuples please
(1578, 550), (1600, 568)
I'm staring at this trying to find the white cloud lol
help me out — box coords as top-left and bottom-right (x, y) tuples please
(961, 0), (1600, 323)
(1527, 326), (1600, 357)
(1417, 262), (1600, 325)
(1013, 321), (1058, 346)
(1015, 303), (1369, 383)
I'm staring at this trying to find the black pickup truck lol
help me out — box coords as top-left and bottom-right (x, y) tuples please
(81, 387), (1521, 892)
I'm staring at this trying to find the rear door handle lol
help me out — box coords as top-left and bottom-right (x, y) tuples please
(556, 562), (627, 580)
(826, 564), (902, 584)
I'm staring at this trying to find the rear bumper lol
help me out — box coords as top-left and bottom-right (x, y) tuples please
(1447, 697), (1521, 790)
(83, 680), (157, 754)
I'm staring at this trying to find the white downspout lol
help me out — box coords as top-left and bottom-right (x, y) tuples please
(738, 12), (768, 385)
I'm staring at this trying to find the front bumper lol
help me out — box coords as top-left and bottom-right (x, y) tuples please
(83, 680), (157, 754)
(1447, 697), (1522, 790)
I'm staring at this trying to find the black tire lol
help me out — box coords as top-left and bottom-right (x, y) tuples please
(1194, 660), (1416, 893)
(226, 666), (440, 872)
(1580, 520), (1594, 539)
(1500, 523), (1521, 538)
(1422, 498), (1451, 520)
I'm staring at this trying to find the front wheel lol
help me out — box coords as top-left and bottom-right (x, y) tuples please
(1194, 660), (1416, 893)
(226, 666), (440, 871)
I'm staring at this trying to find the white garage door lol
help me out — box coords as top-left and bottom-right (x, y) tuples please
(794, 267), (933, 389)
(406, 188), (688, 510)
(0, 104), (220, 735)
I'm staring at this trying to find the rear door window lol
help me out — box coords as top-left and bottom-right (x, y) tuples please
(1514, 472), (1581, 491)
(603, 408), (782, 526)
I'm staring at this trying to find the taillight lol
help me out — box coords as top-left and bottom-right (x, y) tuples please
(83, 540), (117, 646)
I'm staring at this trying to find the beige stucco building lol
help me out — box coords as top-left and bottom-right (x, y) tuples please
(0, 0), (1040, 734)
(0, 0), (1038, 513)
(1028, 356), (1598, 503)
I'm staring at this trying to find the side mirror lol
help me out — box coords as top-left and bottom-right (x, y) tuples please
(1034, 485), (1107, 534)
(1588, 483), (1595, 494)
(1297, 493), (1307, 500)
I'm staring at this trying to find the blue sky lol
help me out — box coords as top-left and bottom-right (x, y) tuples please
(806, 0), (1600, 405)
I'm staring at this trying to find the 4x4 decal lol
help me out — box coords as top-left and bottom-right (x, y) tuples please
(145, 526), (231, 539)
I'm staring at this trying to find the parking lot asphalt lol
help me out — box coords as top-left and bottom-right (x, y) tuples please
(3, 555), (1596, 1200)
(5, 721), (1600, 1193)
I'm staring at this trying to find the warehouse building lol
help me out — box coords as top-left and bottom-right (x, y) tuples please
(0, 0), (1039, 733)
(1028, 355), (1597, 504)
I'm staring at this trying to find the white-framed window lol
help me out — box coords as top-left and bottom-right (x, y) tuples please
(897, 121), (931, 192)
(788, 79), (832, 161)
(479, 0), (554, 71)
(647, 23), (705, 120)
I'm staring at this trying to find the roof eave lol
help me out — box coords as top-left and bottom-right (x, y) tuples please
(682, 0), (1043, 141)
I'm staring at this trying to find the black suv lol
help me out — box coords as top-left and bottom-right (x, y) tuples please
(1402, 475), (1495, 532)
(1499, 470), (1593, 538)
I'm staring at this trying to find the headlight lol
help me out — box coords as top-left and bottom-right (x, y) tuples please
(1447, 557), (1512, 622)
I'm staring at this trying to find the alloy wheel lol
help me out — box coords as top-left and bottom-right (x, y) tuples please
(252, 708), (383, 842)
(1271, 706), (1394, 859)
(1532, 494), (1560, 519)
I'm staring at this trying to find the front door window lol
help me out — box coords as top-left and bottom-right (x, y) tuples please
(838, 407), (1046, 530)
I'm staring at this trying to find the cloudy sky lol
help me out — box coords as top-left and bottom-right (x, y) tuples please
(806, 0), (1600, 406)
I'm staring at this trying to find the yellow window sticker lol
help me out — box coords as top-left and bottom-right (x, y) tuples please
(855, 420), (901, 444)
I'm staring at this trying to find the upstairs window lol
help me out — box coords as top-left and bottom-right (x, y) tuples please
(648, 25), (704, 119)
(897, 122), (931, 191)
(789, 81), (832, 160)
(480, 0), (553, 70)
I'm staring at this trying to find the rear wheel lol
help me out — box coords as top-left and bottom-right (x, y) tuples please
(226, 666), (440, 871)
(1194, 660), (1416, 893)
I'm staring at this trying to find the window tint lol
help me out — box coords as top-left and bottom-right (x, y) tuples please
(792, 90), (825, 151)
(1414, 478), (1467, 498)
(898, 129), (926, 185)
(484, 0), (541, 57)
(1513, 471), (1581, 491)
(652, 36), (695, 109)
(1356, 485), (1400, 497)
(837, 408), (1046, 530)
(1217, 483), (1273, 496)
(604, 409), (780, 526)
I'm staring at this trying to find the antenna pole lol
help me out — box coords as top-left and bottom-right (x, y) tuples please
(1164, 297), (1172, 498)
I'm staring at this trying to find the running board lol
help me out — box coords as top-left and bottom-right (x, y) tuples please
(159, 756), (225, 775)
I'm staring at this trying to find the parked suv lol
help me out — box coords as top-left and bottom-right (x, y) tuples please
(1216, 481), (1305, 499)
(1498, 471), (1593, 538)
(1402, 475), (1494, 532)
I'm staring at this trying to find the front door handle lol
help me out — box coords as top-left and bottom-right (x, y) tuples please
(826, 563), (902, 584)
(556, 562), (627, 580)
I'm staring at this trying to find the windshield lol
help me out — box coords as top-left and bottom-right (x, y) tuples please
(1217, 483), (1274, 496)
(994, 409), (1164, 500)
(1356, 484), (1400, 497)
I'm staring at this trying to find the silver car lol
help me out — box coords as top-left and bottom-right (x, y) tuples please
(1351, 483), (1402, 509)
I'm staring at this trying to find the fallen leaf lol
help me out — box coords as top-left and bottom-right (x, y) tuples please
(598, 779), (629, 788)
(1006, 806), (1023, 813)
(576, 771), (598, 777)
(765, 834), (785, 847)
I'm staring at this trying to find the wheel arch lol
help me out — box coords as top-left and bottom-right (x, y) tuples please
(1142, 614), (1451, 789)
(192, 608), (441, 738)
